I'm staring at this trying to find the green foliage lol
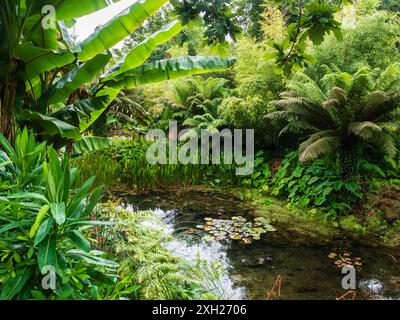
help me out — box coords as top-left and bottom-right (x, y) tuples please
(163, 76), (230, 136)
(171, 0), (242, 49)
(95, 203), (221, 300)
(338, 215), (367, 233)
(266, 0), (350, 77)
(233, 37), (285, 100)
(75, 138), (240, 191)
(308, 12), (400, 77)
(380, 0), (400, 12)
(0, 0), (236, 145)
(236, 0), (266, 39)
(241, 151), (272, 189)
(268, 64), (400, 179)
(271, 152), (362, 218)
(172, 77), (229, 120)
(0, 130), (117, 300)
(219, 96), (272, 130)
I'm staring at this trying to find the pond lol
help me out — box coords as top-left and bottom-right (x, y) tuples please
(122, 190), (400, 300)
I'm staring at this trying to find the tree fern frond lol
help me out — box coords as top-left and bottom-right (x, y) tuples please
(348, 67), (374, 100)
(348, 121), (382, 140)
(299, 136), (340, 162)
(370, 132), (398, 158)
(299, 130), (337, 153)
(374, 63), (400, 93)
(286, 79), (326, 104)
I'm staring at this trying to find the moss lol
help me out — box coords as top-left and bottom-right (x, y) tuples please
(383, 220), (400, 248)
(229, 188), (400, 249)
(232, 189), (341, 245)
(338, 215), (367, 234)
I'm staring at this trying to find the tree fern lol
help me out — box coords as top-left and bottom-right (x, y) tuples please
(272, 64), (400, 178)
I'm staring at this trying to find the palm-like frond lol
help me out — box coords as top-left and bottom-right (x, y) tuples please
(348, 121), (382, 140)
(348, 67), (375, 102)
(299, 136), (341, 163)
(361, 93), (400, 122)
(286, 74), (327, 104)
(321, 71), (352, 92)
(369, 132), (397, 158)
(373, 63), (400, 93)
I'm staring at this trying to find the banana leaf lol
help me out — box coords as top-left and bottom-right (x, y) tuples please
(13, 43), (75, 80)
(72, 136), (112, 157)
(107, 56), (237, 89)
(40, 53), (112, 107)
(75, 0), (169, 61)
(17, 110), (81, 141)
(102, 20), (183, 81)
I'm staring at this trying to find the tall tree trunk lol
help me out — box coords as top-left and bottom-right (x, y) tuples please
(0, 79), (17, 142)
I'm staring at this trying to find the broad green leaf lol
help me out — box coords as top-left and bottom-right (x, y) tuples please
(55, 0), (123, 20)
(24, 14), (59, 50)
(5, 192), (48, 203)
(51, 203), (66, 225)
(75, 0), (169, 61)
(27, 0), (121, 19)
(67, 176), (96, 215)
(68, 230), (91, 252)
(67, 250), (118, 268)
(17, 110), (81, 141)
(102, 20), (183, 81)
(69, 221), (121, 227)
(0, 221), (32, 234)
(0, 268), (33, 300)
(34, 218), (54, 246)
(30, 205), (50, 239)
(13, 43), (75, 80)
(107, 56), (237, 90)
(0, 134), (17, 160)
(40, 53), (112, 107)
(72, 137), (112, 157)
(345, 182), (358, 193)
(81, 187), (103, 218)
(51, 96), (111, 134)
(0, 160), (12, 168)
(38, 235), (57, 272)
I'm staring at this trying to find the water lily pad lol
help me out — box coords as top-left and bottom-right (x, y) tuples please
(328, 253), (337, 259)
(197, 216), (276, 244)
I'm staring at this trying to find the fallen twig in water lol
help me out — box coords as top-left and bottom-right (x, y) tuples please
(336, 290), (357, 300)
(266, 275), (282, 300)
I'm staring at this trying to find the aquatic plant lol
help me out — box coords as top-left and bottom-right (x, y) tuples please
(196, 216), (276, 245)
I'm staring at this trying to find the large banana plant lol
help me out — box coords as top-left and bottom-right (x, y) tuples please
(0, 0), (236, 146)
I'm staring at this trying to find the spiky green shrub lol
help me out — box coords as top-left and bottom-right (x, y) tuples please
(0, 129), (118, 300)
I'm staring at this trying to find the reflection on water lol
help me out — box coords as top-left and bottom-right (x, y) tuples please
(122, 191), (400, 300)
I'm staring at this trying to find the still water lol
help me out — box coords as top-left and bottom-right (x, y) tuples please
(123, 190), (400, 300)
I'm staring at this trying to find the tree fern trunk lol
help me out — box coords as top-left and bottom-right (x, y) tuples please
(339, 146), (360, 180)
(0, 79), (17, 142)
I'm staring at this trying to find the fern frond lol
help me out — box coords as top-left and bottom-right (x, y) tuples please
(348, 121), (382, 140)
(299, 136), (340, 162)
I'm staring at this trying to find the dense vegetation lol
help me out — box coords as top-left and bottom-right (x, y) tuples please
(1, 0), (400, 300)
